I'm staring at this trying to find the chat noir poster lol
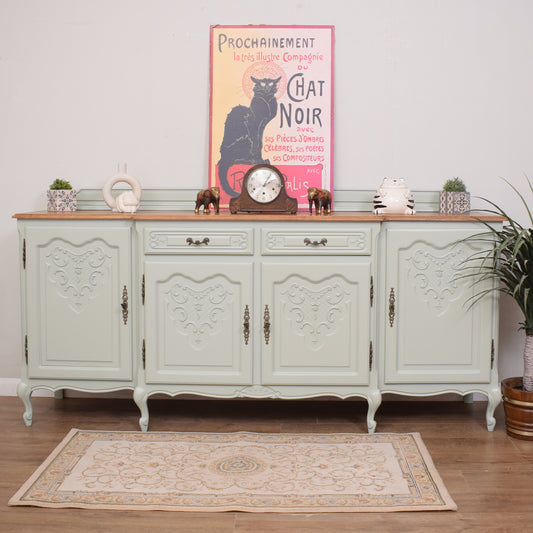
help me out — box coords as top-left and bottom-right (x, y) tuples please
(209, 25), (334, 208)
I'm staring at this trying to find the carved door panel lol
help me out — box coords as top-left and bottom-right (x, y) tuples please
(144, 260), (253, 385)
(383, 225), (495, 384)
(24, 224), (132, 380)
(261, 261), (371, 386)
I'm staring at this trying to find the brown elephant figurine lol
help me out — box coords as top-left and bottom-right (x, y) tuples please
(307, 187), (332, 215)
(195, 187), (220, 215)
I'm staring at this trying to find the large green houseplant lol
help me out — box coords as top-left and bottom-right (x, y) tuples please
(465, 178), (533, 438)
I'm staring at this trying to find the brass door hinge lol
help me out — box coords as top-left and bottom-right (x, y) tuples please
(142, 339), (146, 369)
(142, 275), (145, 305)
(24, 335), (28, 365)
(389, 288), (396, 327)
(121, 285), (128, 325)
(370, 276), (374, 307)
(491, 339), (495, 369)
(264, 305), (271, 345)
(243, 305), (250, 345)
(22, 239), (26, 269)
(369, 341), (373, 371)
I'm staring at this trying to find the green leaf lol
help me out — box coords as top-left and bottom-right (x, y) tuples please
(463, 176), (533, 332)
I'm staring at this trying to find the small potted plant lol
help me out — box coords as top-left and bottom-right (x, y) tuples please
(439, 177), (470, 214)
(47, 179), (77, 211)
(464, 178), (533, 439)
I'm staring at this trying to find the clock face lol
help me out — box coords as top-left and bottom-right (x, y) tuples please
(246, 167), (283, 204)
(228, 164), (297, 214)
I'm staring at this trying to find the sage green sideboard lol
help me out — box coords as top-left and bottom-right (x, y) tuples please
(14, 192), (503, 432)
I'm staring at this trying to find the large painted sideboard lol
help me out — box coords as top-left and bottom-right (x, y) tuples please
(13, 189), (504, 432)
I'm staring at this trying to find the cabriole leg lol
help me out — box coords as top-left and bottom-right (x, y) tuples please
(366, 390), (382, 434)
(486, 387), (501, 432)
(17, 381), (33, 427)
(134, 386), (149, 432)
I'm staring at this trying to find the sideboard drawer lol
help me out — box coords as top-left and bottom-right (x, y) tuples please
(144, 228), (253, 255)
(261, 228), (373, 255)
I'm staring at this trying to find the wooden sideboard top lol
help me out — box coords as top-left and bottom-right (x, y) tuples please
(13, 210), (505, 222)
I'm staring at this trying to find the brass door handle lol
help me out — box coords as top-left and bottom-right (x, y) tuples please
(264, 305), (271, 344)
(121, 285), (128, 325)
(186, 237), (210, 246)
(304, 238), (327, 247)
(389, 288), (395, 327)
(243, 305), (250, 345)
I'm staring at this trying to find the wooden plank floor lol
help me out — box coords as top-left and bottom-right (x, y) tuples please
(1, 396), (532, 533)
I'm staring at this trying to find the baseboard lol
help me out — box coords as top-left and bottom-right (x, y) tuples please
(0, 378), (53, 397)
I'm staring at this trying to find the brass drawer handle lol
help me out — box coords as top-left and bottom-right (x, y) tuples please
(243, 305), (250, 345)
(389, 288), (396, 327)
(186, 237), (210, 246)
(304, 238), (327, 247)
(264, 305), (271, 345)
(121, 285), (128, 325)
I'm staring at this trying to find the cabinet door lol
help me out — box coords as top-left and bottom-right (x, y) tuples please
(261, 262), (371, 386)
(24, 224), (132, 381)
(383, 226), (496, 384)
(144, 260), (253, 385)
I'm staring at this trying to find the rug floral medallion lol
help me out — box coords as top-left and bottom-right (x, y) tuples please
(9, 429), (456, 512)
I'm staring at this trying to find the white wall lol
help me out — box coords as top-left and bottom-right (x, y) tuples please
(1, 0), (531, 390)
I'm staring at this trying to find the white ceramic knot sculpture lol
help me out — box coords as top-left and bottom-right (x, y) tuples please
(373, 178), (416, 215)
(103, 164), (142, 213)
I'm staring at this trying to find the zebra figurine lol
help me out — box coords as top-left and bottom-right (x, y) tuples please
(373, 178), (416, 215)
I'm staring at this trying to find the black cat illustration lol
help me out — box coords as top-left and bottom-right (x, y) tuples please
(218, 76), (282, 197)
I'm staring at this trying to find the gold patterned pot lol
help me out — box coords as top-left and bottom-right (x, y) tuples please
(502, 377), (533, 440)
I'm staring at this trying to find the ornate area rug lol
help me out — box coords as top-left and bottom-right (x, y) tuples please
(9, 429), (456, 512)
